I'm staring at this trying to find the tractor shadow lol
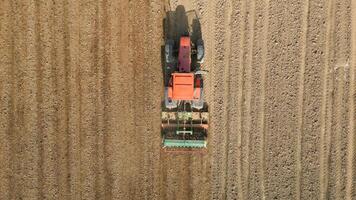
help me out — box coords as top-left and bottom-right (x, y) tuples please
(161, 5), (203, 87)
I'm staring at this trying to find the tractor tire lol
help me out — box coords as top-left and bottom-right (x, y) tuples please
(197, 39), (204, 63)
(165, 39), (174, 63)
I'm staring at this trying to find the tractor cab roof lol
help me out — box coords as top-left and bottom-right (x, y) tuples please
(178, 37), (191, 72)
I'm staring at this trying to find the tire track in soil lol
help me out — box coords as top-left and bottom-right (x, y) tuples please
(225, 0), (245, 199)
(319, 0), (335, 198)
(242, 1), (255, 199)
(248, 0), (269, 199)
(223, 0), (237, 198)
(347, 0), (356, 198)
(205, 0), (214, 107)
(258, 0), (269, 199)
(208, 0), (231, 199)
(329, 1), (351, 199)
(264, 1), (303, 199)
(296, 0), (309, 199)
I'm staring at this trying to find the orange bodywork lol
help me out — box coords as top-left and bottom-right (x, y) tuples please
(168, 73), (202, 100)
(178, 37), (191, 72)
(169, 73), (194, 100)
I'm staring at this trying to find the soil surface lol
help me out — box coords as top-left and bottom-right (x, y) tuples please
(0, 0), (355, 199)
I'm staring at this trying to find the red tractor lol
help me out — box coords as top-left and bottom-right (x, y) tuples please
(161, 35), (208, 150)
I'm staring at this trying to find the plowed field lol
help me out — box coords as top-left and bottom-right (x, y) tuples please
(0, 0), (355, 199)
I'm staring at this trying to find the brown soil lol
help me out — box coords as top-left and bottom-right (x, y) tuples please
(0, 0), (355, 199)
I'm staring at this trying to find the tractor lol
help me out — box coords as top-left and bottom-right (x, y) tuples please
(161, 34), (209, 150)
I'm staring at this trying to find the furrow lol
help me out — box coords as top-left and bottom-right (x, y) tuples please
(78, 1), (101, 199)
(115, 0), (146, 199)
(159, 152), (167, 200)
(209, 0), (230, 198)
(8, 2), (25, 198)
(243, 0), (256, 198)
(331, 0), (352, 199)
(100, 0), (113, 198)
(325, 0), (336, 198)
(8, 2), (23, 198)
(259, 0), (269, 199)
(225, 0), (246, 199)
(206, 0), (214, 104)
(247, 0), (269, 198)
(51, 1), (65, 197)
(296, 0), (309, 199)
(333, 63), (345, 200)
(105, 0), (132, 199)
(94, 0), (109, 199)
(141, 0), (150, 197)
(143, 0), (163, 198)
(37, 0), (61, 198)
(20, 1), (42, 199)
(319, 0), (335, 198)
(347, 0), (356, 198)
(224, 0), (239, 199)
(66, 1), (82, 199)
(137, 0), (150, 199)
(34, 1), (44, 198)
(54, 0), (71, 198)
(0, 1), (12, 199)
(164, 156), (175, 199)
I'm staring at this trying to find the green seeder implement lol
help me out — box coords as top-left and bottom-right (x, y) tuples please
(161, 109), (208, 150)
